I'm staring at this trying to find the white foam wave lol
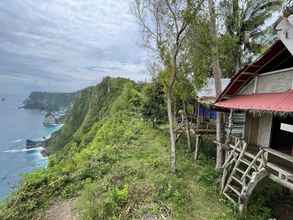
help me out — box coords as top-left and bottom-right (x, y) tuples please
(11, 139), (23, 143)
(3, 147), (44, 153)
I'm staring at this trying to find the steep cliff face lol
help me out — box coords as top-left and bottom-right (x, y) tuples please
(47, 77), (134, 154)
(23, 91), (78, 111)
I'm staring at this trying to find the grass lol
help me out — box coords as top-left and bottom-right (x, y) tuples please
(73, 116), (237, 220)
(0, 112), (271, 219)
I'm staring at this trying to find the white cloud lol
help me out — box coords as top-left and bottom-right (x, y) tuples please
(0, 0), (147, 94)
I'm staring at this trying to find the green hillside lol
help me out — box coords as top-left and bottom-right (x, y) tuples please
(23, 91), (78, 111)
(0, 78), (271, 220)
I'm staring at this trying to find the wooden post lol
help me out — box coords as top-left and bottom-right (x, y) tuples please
(223, 110), (233, 170)
(196, 104), (200, 129)
(225, 109), (233, 144)
(183, 102), (192, 151)
(194, 135), (200, 161)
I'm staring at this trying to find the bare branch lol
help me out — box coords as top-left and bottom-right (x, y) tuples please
(165, 0), (179, 34)
(134, 0), (156, 39)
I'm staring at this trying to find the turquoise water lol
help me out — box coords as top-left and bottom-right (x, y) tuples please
(0, 94), (62, 199)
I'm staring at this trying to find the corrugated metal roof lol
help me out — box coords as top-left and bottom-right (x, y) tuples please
(215, 90), (293, 113)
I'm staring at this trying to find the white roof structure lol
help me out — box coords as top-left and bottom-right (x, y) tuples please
(197, 78), (230, 104)
(276, 16), (293, 56)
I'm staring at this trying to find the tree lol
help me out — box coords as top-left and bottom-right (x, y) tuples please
(173, 73), (196, 151)
(220, 0), (283, 73)
(134, 0), (203, 173)
(208, 0), (225, 170)
(284, 0), (293, 17)
(141, 79), (166, 127)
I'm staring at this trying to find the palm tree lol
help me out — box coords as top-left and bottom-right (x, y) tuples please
(284, 0), (293, 17)
(220, 0), (283, 72)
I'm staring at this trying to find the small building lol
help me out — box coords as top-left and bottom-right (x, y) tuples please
(197, 78), (230, 121)
(214, 16), (293, 214)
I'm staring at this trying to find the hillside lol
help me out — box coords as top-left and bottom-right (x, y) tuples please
(23, 91), (78, 112)
(0, 77), (272, 220)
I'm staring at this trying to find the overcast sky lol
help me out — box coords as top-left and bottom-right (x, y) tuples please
(0, 0), (148, 96)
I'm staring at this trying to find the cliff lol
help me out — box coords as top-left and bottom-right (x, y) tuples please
(23, 91), (78, 111)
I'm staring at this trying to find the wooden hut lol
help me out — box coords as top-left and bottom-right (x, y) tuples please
(214, 16), (293, 214)
(197, 78), (230, 121)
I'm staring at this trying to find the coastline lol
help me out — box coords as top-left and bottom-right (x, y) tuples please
(0, 93), (68, 200)
(0, 120), (63, 200)
(25, 124), (64, 157)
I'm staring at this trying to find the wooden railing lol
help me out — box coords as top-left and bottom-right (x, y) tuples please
(241, 149), (265, 182)
(226, 137), (293, 190)
(261, 147), (293, 188)
(219, 135), (293, 213)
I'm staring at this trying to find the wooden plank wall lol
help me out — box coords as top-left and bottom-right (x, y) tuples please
(244, 113), (273, 147)
(245, 114), (259, 145)
(257, 113), (273, 147)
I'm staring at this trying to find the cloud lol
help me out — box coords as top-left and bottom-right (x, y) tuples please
(0, 0), (147, 95)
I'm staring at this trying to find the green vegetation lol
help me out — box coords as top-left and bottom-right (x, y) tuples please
(219, 0), (282, 73)
(141, 79), (167, 127)
(23, 91), (78, 111)
(0, 78), (284, 219)
(47, 78), (125, 153)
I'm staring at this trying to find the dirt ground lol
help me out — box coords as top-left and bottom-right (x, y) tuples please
(45, 200), (77, 220)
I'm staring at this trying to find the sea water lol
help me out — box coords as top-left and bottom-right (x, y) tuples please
(0, 94), (62, 199)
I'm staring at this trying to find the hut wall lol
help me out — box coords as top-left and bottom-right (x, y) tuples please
(256, 113), (273, 147)
(239, 80), (254, 95)
(245, 113), (273, 147)
(245, 113), (259, 145)
(239, 68), (293, 95)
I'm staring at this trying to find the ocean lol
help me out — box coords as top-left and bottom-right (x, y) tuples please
(0, 94), (61, 199)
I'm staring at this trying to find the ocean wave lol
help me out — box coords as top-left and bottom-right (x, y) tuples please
(3, 147), (44, 153)
(11, 139), (23, 143)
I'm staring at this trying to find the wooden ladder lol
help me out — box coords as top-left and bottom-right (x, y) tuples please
(222, 142), (259, 205)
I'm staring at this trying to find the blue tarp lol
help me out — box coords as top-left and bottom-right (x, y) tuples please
(199, 105), (216, 120)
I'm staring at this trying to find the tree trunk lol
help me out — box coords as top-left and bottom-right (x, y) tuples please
(235, 45), (242, 72)
(167, 90), (176, 174)
(173, 99), (177, 128)
(194, 135), (200, 161)
(208, 0), (224, 170)
(183, 101), (191, 151)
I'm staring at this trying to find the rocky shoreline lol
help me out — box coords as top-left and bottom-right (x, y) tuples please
(26, 138), (49, 157)
(24, 109), (66, 157)
(25, 123), (63, 157)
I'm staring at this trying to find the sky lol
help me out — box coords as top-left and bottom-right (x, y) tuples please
(0, 0), (148, 96)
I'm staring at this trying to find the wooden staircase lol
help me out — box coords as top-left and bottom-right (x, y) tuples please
(221, 140), (268, 212)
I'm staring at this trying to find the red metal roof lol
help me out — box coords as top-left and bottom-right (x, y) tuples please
(215, 90), (293, 113)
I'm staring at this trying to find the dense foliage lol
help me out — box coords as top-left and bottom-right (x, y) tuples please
(219, 0), (282, 74)
(141, 80), (167, 127)
(0, 77), (286, 219)
(47, 77), (133, 154)
(23, 91), (78, 111)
